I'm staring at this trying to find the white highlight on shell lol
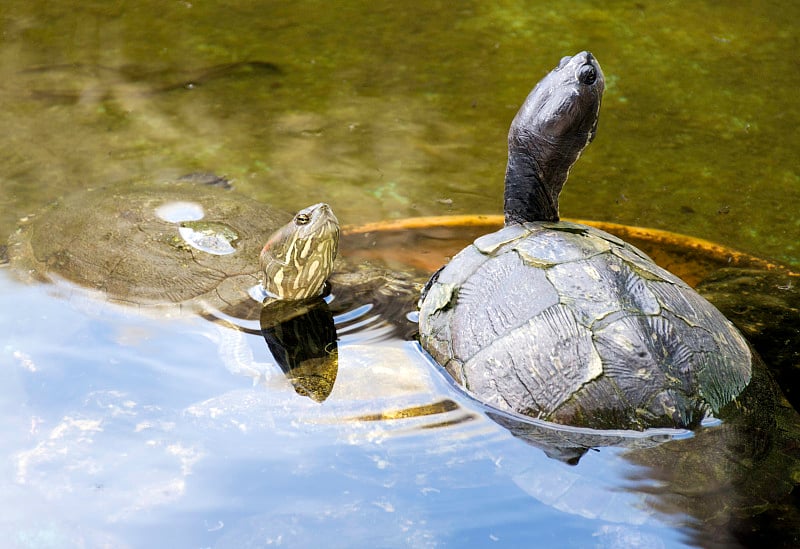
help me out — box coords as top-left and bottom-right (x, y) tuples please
(177, 226), (236, 256)
(154, 201), (205, 223)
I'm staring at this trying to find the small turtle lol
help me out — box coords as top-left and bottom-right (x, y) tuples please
(418, 52), (753, 430)
(7, 175), (339, 318)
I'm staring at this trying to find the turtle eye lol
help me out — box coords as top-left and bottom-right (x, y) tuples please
(578, 64), (597, 85)
(295, 213), (311, 225)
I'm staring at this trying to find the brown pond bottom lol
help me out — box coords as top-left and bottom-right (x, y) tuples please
(342, 215), (797, 287)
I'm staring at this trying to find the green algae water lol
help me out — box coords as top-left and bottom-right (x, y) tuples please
(1, 1), (797, 266)
(1, 1), (799, 547)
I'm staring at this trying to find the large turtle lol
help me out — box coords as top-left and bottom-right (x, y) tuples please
(7, 175), (340, 319)
(417, 52), (753, 430)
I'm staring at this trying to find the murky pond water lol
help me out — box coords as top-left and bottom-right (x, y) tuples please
(1, 1), (799, 548)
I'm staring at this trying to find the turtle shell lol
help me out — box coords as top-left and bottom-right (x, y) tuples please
(8, 179), (291, 316)
(418, 220), (754, 430)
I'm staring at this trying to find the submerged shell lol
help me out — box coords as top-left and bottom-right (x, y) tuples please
(419, 221), (753, 430)
(8, 180), (291, 315)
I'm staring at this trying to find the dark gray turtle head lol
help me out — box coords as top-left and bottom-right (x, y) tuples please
(260, 203), (340, 300)
(504, 51), (605, 224)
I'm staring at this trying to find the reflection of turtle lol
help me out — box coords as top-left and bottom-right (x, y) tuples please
(260, 297), (339, 403)
(418, 52), (753, 430)
(7, 174), (339, 319)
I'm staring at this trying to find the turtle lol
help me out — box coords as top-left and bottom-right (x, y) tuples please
(7, 174), (340, 319)
(417, 51), (754, 431)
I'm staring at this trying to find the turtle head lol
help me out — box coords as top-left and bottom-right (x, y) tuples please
(504, 51), (605, 224)
(260, 203), (340, 300)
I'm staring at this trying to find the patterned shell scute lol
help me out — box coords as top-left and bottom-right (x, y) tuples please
(450, 250), (560, 362)
(418, 223), (753, 430)
(473, 223), (535, 255)
(514, 221), (613, 267)
(545, 253), (662, 327)
(461, 302), (603, 415)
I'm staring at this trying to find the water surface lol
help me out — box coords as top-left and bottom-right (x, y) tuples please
(5, 269), (797, 548)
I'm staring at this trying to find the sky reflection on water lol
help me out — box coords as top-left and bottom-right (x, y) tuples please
(0, 272), (708, 548)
